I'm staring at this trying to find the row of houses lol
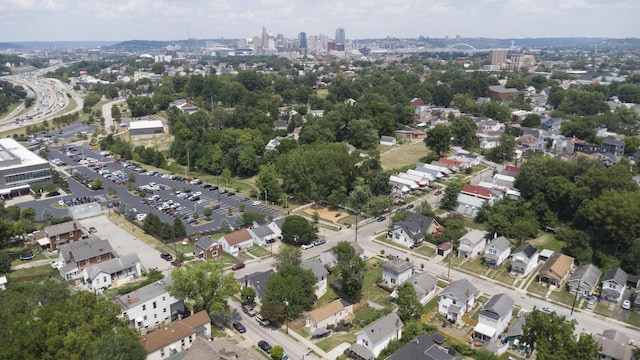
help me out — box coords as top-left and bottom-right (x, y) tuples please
(193, 219), (283, 259)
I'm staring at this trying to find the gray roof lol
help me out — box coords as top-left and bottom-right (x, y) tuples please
(440, 278), (477, 303)
(601, 138), (625, 146)
(505, 315), (527, 338)
(60, 239), (114, 263)
(387, 334), (458, 360)
(512, 243), (537, 260)
(243, 269), (274, 300)
(480, 293), (515, 321)
(486, 236), (511, 252)
(406, 272), (437, 299)
(570, 264), (602, 288)
(301, 258), (329, 280)
(44, 220), (80, 236)
(194, 236), (219, 255)
(382, 258), (414, 274)
(113, 276), (175, 311)
(459, 229), (486, 246)
(595, 330), (632, 360)
(603, 267), (628, 286)
(392, 212), (437, 242)
(251, 224), (275, 238)
(356, 312), (403, 345)
(84, 253), (140, 280)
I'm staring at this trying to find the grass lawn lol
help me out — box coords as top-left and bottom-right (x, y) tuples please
(221, 253), (240, 266)
(337, 215), (357, 226)
(624, 311), (640, 328)
(316, 89), (329, 99)
(415, 245), (435, 257)
(593, 301), (613, 317)
(548, 287), (577, 306)
(528, 233), (566, 253)
(447, 255), (464, 267)
(248, 246), (271, 258)
(380, 140), (429, 171)
(8, 264), (59, 281)
(489, 263), (517, 287)
(526, 280), (549, 297)
(316, 283), (341, 308)
(361, 259), (392, 307)
(461, 256), (489, 275)
(315, 332), (356, 352)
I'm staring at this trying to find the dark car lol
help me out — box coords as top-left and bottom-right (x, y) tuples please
(203, 184), (212, 189)
(258, 340), (272, 353)
(231, 262), (245, 270)
(232, 321), (246, 333)
(406, 204), (414, 209)
(160, 253), (173, 261)
(220, 189), (228, 194)
(227, 192), (236, 196)
(211, 204), (221, 210)
(377, 216), (386, 222)
(171, 260), (182, 267)
(434, 190), (443, 196)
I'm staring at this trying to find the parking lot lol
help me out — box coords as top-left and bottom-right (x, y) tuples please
(21, 144), (283, 236)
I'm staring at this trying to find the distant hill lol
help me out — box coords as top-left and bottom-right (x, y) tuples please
(0, 43), (24, 50)
(0, 41), (116, 50)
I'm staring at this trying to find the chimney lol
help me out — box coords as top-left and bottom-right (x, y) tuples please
(219, 348), (226, 355)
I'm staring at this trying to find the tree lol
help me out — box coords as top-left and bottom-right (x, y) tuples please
(85, 334), (146, 360)
(168, 261), (240, 316)
(441, 181), (462, 210)
(0, 251), (10, 273)
(450, 117), (478, 148)
(396, 282), (423, 321)
(240, 286), (256, 305)
(262, 264), (316, 319)
(487, 134), (517, 163)
(256, 163), (283, 205)
(172, 217), (187, 239)
(521, 309), (597, 360)
(424, 124), (452, 156)
(333, 241), (366, 302)
(274, 245), (302, 271)
(91, 177), (103, 190)
(521, 114), (541, 128)
(280, 215), (317, 246)
(347, 118), (379, 149)
(270, 345), (284, 360)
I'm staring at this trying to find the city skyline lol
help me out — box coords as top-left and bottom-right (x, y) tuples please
(0, 0), (638, 43)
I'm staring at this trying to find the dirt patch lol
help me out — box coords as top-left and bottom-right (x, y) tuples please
(303, 205), (350, 224)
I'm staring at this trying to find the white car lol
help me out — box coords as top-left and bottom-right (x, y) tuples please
(539, 307), (555, 313)
(252, 201), (261, 206)
(301, 243), (314, 250)
(622, 300), (631, 310)
(136, 213), (147, 221)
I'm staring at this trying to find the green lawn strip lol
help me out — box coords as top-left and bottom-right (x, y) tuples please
(460, 256), (489, 274)
(8, 264), (58, 281)
(247, 246), (271, 258)
(315, 332), (356, 352)
(593, 301), (613, 317)
(548, 287), (577, 307)
(526, 280), (548, 297)
(415, 245), (435, 257)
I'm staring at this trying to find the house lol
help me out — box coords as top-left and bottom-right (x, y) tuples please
(594, 330), (633, 360)
(249, 221), (282, 246)
(600, 267), (628, 303)
(457, 229), (487, 259)
(455, 193), (486, 217)
(505, 315), (529, 355)
(567, 264), (602, 298)
(601, 138), (625, 156)
(538, 253), (574, 286)
(43, 220), (84, 251)
(386, 333), (459, 360)
(219, 228), (253, 256)
(381, 259), (414, 289)
(320, 242), (365, 269)
(181, 336), (254, 360)
(305, 299), (353, 331)
(193, 236), (223, 261)
(461, 184), (495, 200)
(302, 258), (329, 298)
(510, 244), (539, 277)
(437, 242), (452, 257)
(113, 277), (185, 329)
(391, 272), (438, 305)
(487, 85), (519, 100)
(484, 236), (512, 268)
(240, 270), (274, 304)
(388, 212), (440, 248)
(58, 239), (116, 281)
(380, 135), (397, 146)
(473, 293), (515, 342)
(438, 278), (478, 323)
(449, 152), (482, 167)
(140, 310), (211, 360)
(395, 128), (426, 140)
(351, 312), (404, 359)
(82, 253), (142, 291)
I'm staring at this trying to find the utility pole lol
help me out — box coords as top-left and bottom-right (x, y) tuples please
(571, 277), (582, 315)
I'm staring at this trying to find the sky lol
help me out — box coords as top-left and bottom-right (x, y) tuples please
(0, 0), (638, 42)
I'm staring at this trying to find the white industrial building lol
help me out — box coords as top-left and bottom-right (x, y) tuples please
(0, 138), (51, 197)
(129, 120), (165, 139)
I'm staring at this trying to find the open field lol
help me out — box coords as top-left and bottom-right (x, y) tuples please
(379, 140), (429, 171)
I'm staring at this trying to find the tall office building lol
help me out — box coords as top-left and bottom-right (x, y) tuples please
(335, 27), (345, 45)
(488, 49), (507, 66)
(298, 32), (307, 49)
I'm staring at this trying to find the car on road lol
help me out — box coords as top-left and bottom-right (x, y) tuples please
(89, 226), (97, 233)
(252, 201), (261, 206)
(377, 216), (386, 222)
(622, 300), (631, 310)
(255, 314), (270, 327)
(313, 239), (327, 246)
(232, 321), (246, 333)
(171, 260), (182, 267)
(258, 340), (272, 353)
(539, 307), (554, 313)
(160, 253), (173, 261)
(301, 243), (314, 250)
(227, 192), (236, 196)
(396, 207), (406, 213)
(242, 304), (256, 317)
(220, 189), (228, 194)
(231, 262), (245, 270)
(434, 190), (443, 196)
(406, 204), (414, 209)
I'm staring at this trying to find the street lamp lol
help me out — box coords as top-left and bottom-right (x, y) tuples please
(264, 189), (268, 203)
(283, 300), (289, 334)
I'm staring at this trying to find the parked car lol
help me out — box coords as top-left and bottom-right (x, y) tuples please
(211, 204), (221, 210)
(586, 299), (596, 309)
(227, 192), (236, 196)
(252, 201), (261, 206)
(89, 226), (97, 233)
(622, 300), (631, 310)
(313, 239), (327, 246)
(434, 190), (443, 196)
(301, 243), (314, 250)
(232, 321), (246, 333)
(231, 262), (245, 270)
(242, 304), (256, 317)
(258, 340), (272, 353)
(171, 260), (182, 267)
(160, 253), (173, 261)
(377, 216), (386, 222)
(406, 204), (414, 209)
(539, 306), (554, 313)
(255, 314), (270, 327)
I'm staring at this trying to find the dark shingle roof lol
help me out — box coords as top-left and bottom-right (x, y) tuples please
(480, 293), (515, 321)
(356, 312), (403, 345)
(570, 264), (602, 288)
(512, 243), (537, 259)
(440, 278), (477, 303)
(603, 267), (628, 286)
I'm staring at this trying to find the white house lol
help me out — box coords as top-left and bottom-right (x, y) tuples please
(391, 272), (438, 305)
(320, 243), (365, 269)
(483, 236), (512, 268)
(352, 312), (404, 358)
(219, 228), (253, 256)
(457, 229), (487, 259)
(82, 253), (142, 292)
(140, 310), (211, 360)
(473, 293), (515, 342)
(305, 299), (353, 331)
(438, 278), (478, 324)
(249, 221), (281, 246)
(601, 267), (628, 303)
(302, 258), (329, 298)
(510, 244), (539, 277)
(380, 136), (397, 146)
(113, 277), (185, 329)
(388, 212), (440, 248)
(381, 259), (414, 288)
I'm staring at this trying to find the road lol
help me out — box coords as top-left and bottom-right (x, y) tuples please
(102, 98), (126, 133)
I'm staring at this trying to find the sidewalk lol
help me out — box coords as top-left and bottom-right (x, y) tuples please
(284, 326), (329, 360)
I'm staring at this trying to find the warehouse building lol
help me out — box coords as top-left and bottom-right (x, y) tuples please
(129, 120), (165, 139)
(0, 138), (51, 197)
